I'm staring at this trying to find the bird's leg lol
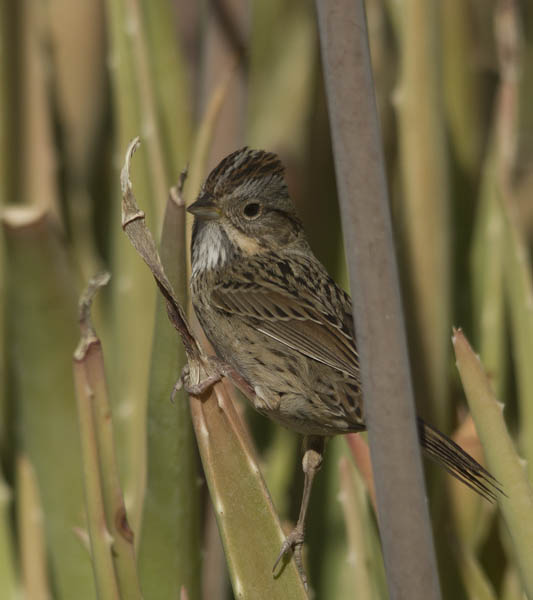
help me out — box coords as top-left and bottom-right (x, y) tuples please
(273, 435), (325, 589)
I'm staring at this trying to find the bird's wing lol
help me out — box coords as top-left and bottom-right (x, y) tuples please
(211, 257), (360, 380)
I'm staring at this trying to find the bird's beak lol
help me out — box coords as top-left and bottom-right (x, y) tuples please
(187, 195), (221, 220)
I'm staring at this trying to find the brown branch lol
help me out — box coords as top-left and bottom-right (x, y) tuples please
(120, 138), (203, 369)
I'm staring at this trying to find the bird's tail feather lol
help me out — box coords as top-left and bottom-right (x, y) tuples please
(417, 417), (504, 502)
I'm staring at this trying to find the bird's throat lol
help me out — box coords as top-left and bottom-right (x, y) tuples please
(191, 220), (233, 275)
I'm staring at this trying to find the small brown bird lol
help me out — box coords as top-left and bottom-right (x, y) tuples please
(188, 147), (500, 585)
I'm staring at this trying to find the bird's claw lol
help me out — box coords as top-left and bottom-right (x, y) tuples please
(184, 371), (222, 395)
(170, 365), (185, 399)
(171, 357), (232, 401)
(272, 528), (307, 590)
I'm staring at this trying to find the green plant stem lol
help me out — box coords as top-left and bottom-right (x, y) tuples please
(3, 207), (95, 599)
(441, 0), (484, 176)
(105, 0), (158, 535)
(123, 0), (170, 209)
(503, 208), (533, 483)
(140, 0), (192, 178)
(16, 455), (50, 600)
(189, 383), (308, 598)
(394, 0), (451, 430)
(138, 187), (201, 600)
(18, 0), (59, 216)
(471, 138), (506, 400)
(493, 0), (533, 485)
(453, 328), (533, 597)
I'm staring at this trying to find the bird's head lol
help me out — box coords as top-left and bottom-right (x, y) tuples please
(188, 148), (304, 274)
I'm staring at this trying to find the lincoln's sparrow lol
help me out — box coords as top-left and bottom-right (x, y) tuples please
(188, 147), (500, 586)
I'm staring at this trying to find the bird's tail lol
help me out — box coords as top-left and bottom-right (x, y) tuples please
(417, 417), (503, 502)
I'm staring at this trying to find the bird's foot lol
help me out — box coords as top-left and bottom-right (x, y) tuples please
(171, 357), (231, 400)
(272, 526), (307, 590)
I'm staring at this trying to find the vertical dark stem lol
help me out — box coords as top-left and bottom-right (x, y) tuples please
(315, 1), (441, 598)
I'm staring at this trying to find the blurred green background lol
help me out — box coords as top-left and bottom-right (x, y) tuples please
(1, 0), (533, 598)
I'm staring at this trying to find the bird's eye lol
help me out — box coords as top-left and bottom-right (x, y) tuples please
(243, 202), (261, 219)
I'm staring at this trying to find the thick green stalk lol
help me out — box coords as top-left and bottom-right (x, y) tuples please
(16, 455), (50, 600)
(138, 190), (201, 599)
(503, 208), (533, 484)
(3, 207), (95, 599)
(493, 0), (533, 485)
(122, 0), (170, 208)
(453, 328), (533, 597)
(142, 0), (192, 176)
(189, 383), (308, 598)
(18, 0), (59, 217)
(140, 0), (192, 178)
(394, 0), (451, 430)
(105, 0), (158, 534)
(471, 138), (506, 400)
